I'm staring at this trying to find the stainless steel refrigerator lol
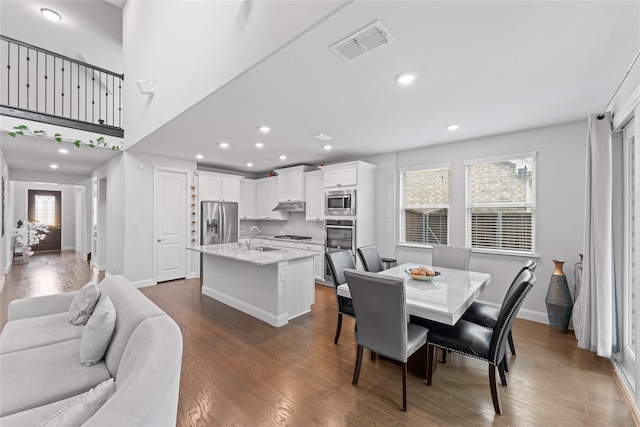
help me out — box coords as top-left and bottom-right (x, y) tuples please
(201, 201), (239, 245)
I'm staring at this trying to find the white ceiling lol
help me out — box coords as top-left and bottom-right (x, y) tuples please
(1, 1), (639, 178)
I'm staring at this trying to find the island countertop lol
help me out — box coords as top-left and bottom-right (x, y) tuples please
(188, 243), (318, 265)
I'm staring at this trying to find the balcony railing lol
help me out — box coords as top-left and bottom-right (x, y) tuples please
(1, 35), (124, 137)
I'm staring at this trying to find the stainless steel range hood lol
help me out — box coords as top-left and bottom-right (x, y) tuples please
(272, 201), (305, 212)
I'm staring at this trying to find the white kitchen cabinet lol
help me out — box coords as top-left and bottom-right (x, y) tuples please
(275, 165), (313, 202)
(239, 179), (256, 219)
(198, 172), (242, 202)
(271, 240), (296, 249)
(304, 171), (324, 221)
(324, 167), (357, 188)
(256, 177), (289, 220)
(296, 241), (325, 282)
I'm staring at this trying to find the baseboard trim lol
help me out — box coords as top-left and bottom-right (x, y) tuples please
(611, 359), (640, 425)
(131, 278), (157, 288)
(474, 299), (549, 324)
(0, 274), (5, 293)
(201, 286), (287, 327)
(62, 246), (75, 251)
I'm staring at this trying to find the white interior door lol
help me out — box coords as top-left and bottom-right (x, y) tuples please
(156, 169), (187, 282)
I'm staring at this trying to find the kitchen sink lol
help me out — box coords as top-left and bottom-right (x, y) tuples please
(251, 246), (281, 252)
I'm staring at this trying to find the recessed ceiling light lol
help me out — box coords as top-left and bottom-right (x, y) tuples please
(323, 145), (333, 150)
(40, 8), (62, 22)
(219, 142), (229, 148)
(446, 123), (460, 131)
(259, 126), (271, 133)
(312, 133), (332, 141)
(254, 142), (264, 148)
(279, 155), (287, 160)
(58, 148), (69, 154)
(196, 154), (203, 159)
(50, 164), (59, 169)
(396, 72), (417, 85)
(246, 162), (253, 167)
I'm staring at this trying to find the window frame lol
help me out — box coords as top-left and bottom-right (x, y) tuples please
(399, 163), (450, 247)
(464, 152), (537, 256)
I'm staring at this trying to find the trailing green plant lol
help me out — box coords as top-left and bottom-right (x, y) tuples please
(5, 124), (122, 151)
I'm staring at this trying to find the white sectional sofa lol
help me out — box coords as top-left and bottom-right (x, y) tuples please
(0, 275), (183, 426)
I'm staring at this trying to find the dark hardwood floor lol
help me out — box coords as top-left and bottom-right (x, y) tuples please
(1, 251), (638, 426)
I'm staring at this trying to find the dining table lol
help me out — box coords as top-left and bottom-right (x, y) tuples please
(336, 263), (491, 375)
(336, 263), (492, 325)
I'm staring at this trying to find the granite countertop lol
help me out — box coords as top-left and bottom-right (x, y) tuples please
(257, 236), (325, 246)
(188, 243), (318, 265)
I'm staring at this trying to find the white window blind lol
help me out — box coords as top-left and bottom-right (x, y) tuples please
(465, 155), (535, 253)
(400, 165), (449, 245)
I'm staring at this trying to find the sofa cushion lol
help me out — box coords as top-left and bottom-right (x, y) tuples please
(0, 339), (110, 417)
(0, 312), (84, 355)
(0, 394), (79, 427)
(37, 378), (115, 427)
(80, 297), (116, 366)
(68, 282), (100, 325)
(98, 275), (165, 376)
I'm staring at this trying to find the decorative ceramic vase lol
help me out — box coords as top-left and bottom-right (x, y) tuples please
(545, 259), (573, 333)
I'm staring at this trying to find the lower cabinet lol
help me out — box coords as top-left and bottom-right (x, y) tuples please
(296, 242), (325, 282)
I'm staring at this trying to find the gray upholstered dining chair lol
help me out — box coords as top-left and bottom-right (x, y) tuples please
(462, 259), (537, 356)
(356, 246), (384, 273)
(426, 269), (535, 415)
(431, 245), (471, 270)
(344, 269), (429, 412)
(324, 250), (357, 344)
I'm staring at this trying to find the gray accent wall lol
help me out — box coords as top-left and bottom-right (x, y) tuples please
(362, 120), (588, 323)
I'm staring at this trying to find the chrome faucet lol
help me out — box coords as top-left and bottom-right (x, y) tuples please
(249, 226), (261, 251)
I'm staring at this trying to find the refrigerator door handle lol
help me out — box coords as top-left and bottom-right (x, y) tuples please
(220, 206), (225, 243)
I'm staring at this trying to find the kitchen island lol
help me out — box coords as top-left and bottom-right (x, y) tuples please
(188, 243), (317, 327)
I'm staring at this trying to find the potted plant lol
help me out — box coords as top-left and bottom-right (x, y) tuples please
(14, 220), (49, 261)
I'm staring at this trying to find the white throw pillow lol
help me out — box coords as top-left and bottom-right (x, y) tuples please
(80, 296), (116, 366)
(37, 378), (116, 427)
(68, 281), (101, 325)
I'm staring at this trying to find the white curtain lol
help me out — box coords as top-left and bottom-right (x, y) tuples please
(574, 112), (618, 357)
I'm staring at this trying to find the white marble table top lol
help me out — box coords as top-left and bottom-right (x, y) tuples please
(336, 263), (491, 325)
(188, 243), (317, 265)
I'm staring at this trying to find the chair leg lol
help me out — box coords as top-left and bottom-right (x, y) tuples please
(402, 362), (408, 411)
(498, 359), (508, 386)
(426, 344), (435, 385)
(503, 356), (509, 372)
(489, 364), (502, 415)
(508, 331), (516, 355)
(370, 351), (376, 361)
(352, 345), (364, 386)
(334, 313), (343, 344)
(441, 348), (447, 363)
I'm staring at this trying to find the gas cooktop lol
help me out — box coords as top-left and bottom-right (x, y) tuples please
(273, 235), (312, 240)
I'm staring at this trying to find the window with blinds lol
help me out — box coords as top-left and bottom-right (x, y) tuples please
(465, 154), (535, 253)
(400, 165), (449, 245)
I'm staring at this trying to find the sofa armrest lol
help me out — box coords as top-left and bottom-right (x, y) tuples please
(7, 292), (77, 321)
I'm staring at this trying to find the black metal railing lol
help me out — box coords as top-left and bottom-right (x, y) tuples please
(0, 35), (124, 137)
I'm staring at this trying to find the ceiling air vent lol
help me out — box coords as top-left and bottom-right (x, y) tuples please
(330, 20), (394, 62)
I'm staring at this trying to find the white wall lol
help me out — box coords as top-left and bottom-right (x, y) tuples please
(123, 0), (346, 147)
(362, 120), (588, 322)
(0, 149), (9, 277)
(12, 181), (77, 251)
(92, 153), (124, 276)
(121, 152), (197, 286)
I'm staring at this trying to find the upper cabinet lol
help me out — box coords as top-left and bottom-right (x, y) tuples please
(239, 179), (256, 219)
(274, 165), (314, 202)
(256, 177), (289, 220)
(305, 170), (324, 221)
(198, 171), (243, 202)
(324, 166), (357, 188)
